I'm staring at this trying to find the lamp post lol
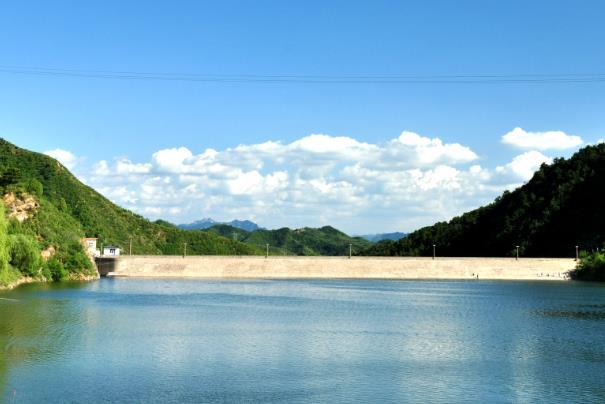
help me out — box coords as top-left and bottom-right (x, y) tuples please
(432, 244), (436, 260)
(266, 244), (269, 259)
(516, 246), (519, 261)
(575, 245), (579, 261)
(349, 243), (352, 259)
(129, 238), (132, 256)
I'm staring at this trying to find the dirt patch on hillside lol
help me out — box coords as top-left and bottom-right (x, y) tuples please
(3, 192), (39, 222)
(41, 245), (56, 261)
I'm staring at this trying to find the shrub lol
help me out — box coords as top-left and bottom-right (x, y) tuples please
(571, 251), (605, 281)
(60, 241), (93, 274)
(0, 264), (20, 286)
(46, 257), (68, 281)
(24, 179), (43, 197)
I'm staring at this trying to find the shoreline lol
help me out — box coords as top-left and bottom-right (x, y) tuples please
(0, 276), (37, 291)
(0, 273), (99, 292)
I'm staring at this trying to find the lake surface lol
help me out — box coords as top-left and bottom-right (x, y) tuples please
(1, 279), (605, 403)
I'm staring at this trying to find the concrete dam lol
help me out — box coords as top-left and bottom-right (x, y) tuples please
(96, 256), (576, 281)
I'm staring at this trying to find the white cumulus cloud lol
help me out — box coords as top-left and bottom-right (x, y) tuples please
(501, 127), (583, 150)
(68, 130), (570, 233)
(496, 151), (552, 181)
(44, 148), (79, 170)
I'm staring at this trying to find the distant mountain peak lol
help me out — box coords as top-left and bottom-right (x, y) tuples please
(178, 218), (261, 232)
(359, 232), (407, 242)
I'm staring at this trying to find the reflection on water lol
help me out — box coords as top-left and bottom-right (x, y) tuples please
(537, 303), (605, 320)
(0, 282), (88, 399)
(1, 279), (605, 403)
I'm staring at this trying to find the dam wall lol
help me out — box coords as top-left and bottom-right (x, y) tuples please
(98, 256), (576, 280)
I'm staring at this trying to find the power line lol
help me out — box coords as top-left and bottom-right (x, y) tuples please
(1, 64), (605, 84)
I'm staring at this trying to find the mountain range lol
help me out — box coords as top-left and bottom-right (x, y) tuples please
(178, 218), (261, 232)
(206, 224), (372, 256)
(359, 232), (407, 242)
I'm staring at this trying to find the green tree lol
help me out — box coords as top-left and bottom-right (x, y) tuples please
(0, 202), (19, 286)
(0, 203), (10, 272)
(46, 257), (68, 281)
(8, 233), (42, 277)
(571, 251), (605, 281)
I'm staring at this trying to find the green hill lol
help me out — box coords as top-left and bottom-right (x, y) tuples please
(0, 139), (261, 286)
(206, 224), (372, 256)
(362, 144), (605, 258)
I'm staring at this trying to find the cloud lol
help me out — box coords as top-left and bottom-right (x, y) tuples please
(151, 147), (194, 173)
(496, 151), (552, 181)
(71, 130), (563, 233)
(388, 131), (478, 165)
(44, 148), (79, 170)
(115, 159), (152, 174)
(501, 127), (583, 150)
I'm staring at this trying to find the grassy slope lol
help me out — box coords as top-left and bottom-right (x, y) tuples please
(363, 144), (605, 257)
(207, 224), (373, 255)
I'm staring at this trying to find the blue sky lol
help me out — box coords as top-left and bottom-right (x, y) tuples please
(1, 1), (604, 233)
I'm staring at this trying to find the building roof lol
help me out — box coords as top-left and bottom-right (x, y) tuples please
(83, 237), (98, 240)
(103, 245), (120, 249)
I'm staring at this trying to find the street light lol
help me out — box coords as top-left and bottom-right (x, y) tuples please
(266, 244), (269, 259)
(575, 245), (579, 261)
(432, 244), (436, 260)
(516, 246), (519, 261)
(349, 243), (352, 259)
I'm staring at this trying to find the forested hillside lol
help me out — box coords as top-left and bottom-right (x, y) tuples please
(206, 224), (372, 255)
(363, 144), (605, 258)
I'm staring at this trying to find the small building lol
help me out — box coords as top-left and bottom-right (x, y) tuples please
(83, 237), (101, 257)
(103, 245), (121, 257)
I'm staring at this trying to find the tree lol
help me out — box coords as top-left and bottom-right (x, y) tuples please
(8, 233), (42, 277)
(0, 203), (9, 269)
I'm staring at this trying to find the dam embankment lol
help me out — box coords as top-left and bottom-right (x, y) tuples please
(97, 256), (576, 280)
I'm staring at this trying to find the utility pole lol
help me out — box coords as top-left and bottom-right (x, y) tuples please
(516, 246), (519, 261)
(266, 244), (269, 258)
(575, 245), (579, 261)
(349, 243), (352, 259)
(432, 244), (436, 260)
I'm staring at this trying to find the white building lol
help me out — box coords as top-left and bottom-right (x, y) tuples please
(83, 238), (101, 257)
(103, 245), (121, 257)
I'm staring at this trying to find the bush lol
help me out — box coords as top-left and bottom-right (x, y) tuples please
(59, 241), (93, 274)
(24, 179), (43, 197)
(46, 257), (68, 281)
(571, 251), (605, 281)
(0, 264), (20, 286)
(8, 234), (42, 277)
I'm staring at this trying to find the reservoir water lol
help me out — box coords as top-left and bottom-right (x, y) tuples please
(1, 279), (605, 403)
